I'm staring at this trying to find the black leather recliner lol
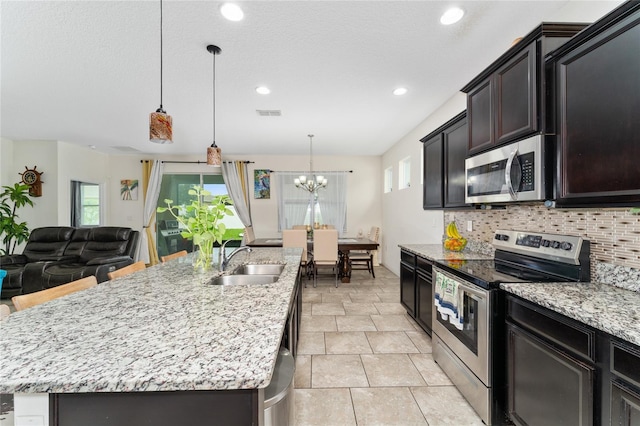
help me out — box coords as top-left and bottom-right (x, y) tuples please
(0, 227), (75, 298)
(32, 227), (139, 293)
(0, 226), (140, 297)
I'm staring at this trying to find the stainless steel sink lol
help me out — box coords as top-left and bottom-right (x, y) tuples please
(233, 264), (286, 275)
(209, 274), (280, 286)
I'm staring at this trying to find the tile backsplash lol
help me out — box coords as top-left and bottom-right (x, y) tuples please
(449, 204), (640, 280)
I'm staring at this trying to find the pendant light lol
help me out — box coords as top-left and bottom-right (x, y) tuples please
(294, 134), (328, 193)
(150, 0), (173, 143)
(206, 44), (222, 166)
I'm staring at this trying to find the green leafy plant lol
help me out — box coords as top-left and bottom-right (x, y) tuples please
(0, 183), (35, 255)
(157, 186), (233, 271)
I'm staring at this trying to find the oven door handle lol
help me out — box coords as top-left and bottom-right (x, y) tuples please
(435, 270), (488, 300)
(505, 148), (522, 200)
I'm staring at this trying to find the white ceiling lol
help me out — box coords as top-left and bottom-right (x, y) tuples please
(0, 1), (621, 157)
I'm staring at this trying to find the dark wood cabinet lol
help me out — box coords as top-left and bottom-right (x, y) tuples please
(422, 134), (443, 209)
(547, 2), (640, 206)
(506, 295), (596, 426)
(421, 111), (469, 209)
(609, 338), (640, 426)
(400, 250), (416, 317)
(400, 249), (433, 336)
(462, 23), (587, 156)
(414, 257), (433, 336)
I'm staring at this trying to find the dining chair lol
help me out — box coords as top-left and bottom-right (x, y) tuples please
(312, 228), (339, 288)
(283, 229), (312, 281)
(349, 226), (380, 278)
(11, 275), (98, 311)
(161, 250), (187, 263)
(0, 304), (10, 320)
(107, 261), (146, 280)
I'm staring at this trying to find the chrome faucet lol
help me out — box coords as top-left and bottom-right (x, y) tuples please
(219, 239), (252, 271)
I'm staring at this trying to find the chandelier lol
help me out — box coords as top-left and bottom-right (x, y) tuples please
(294, 134), (327, 193)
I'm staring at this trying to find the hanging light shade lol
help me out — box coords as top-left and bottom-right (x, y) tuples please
(150, 0), (173, 144)
(206, 44), (222, 166)
(294, 134), (328, 193)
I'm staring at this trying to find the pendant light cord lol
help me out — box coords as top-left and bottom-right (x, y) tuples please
(159, 0), (164, 110)
(212, 50), (216, 147)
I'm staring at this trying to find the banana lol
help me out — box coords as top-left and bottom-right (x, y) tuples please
(447, 222), (461, 239)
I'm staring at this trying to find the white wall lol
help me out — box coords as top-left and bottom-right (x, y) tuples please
(3, 143), (382, 259)
(380, 93), (466, 275)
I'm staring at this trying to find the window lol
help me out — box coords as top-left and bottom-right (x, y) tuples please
(71, 181), (101, 227)
(276, 171), (348, 233)
(384, 167), (393, 193)
(399, 156), (411, 190)
(155, 173), (244, 257)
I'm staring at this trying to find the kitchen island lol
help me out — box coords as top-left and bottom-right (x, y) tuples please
(0, 247), (302, 426)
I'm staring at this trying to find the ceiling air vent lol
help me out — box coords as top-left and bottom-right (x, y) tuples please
(256, 109), (282, 117)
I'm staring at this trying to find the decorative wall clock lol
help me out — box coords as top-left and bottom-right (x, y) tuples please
(19, 165), (44, 197)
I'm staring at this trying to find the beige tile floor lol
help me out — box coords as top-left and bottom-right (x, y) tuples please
(0, 266), (483, 426)
(294, 266), (483, 426)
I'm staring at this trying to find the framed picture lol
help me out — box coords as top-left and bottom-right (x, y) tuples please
(254, 169), (270, 199)
(121, 179), (139, 201)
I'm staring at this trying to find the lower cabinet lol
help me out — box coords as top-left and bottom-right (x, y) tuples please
(400, 249), (432, 335)
(283, 266), (302, 357)
(506, 295), (595, 426)
(609, 338), (640, 425)
(415, 257), (433, 336)
(400, 250), (416, 317)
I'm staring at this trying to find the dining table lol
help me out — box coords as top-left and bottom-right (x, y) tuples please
(248, 237), (379, 283)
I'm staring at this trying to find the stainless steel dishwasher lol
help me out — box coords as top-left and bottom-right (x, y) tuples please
(264, 347), (295, 425)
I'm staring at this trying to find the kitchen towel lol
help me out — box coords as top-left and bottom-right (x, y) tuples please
(434, 272), (464, 330)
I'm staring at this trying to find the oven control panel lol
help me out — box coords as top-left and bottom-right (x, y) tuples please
(493, 229), (586, 264)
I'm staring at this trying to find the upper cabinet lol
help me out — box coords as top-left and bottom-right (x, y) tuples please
(462, 23), (587, 156)
(421, 111), (469, 209)
(546, 2), (640, 207)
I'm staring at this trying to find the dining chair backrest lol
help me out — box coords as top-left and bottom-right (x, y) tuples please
(107, 261), (146, 280)
(161, 250), (187, 263)
(292, 225), (307, 230)
(11, 275), (98, 311)
(243, 226), (256, 244)
(369, 226), (380, 242)
(283, 229), (308, 262)
(313, 229), (338, 262)
(0, 304), (10, 320)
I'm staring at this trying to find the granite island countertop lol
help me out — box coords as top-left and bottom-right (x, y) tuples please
(501, 281), (640, 347)
(399, 244), (494, 261)
(0, 247), (302, 394)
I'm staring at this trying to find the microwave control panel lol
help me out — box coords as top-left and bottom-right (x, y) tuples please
(518, 152), (535, 191)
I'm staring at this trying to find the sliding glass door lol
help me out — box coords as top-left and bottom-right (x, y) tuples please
(155, 173), (244, 258)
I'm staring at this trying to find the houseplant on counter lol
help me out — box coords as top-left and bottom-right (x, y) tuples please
(157, 186), (233, 272)
(1, 183), (34, 255)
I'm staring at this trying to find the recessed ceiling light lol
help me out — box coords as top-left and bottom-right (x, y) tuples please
(393, 87), (408, 96)
(256, 86), (271, 95)
(220, 3), (244, 21)
(440, 7), (464, 25)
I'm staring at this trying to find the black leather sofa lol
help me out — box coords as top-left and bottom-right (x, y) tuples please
(0, 226), (140, 297)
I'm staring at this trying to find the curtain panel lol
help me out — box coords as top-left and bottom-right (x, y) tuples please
(137, 160), (164, 265)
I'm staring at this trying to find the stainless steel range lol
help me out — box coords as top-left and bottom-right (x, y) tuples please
(432, 229), (590, 425)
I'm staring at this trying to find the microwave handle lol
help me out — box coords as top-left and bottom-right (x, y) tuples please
(505, 149), (522, 200)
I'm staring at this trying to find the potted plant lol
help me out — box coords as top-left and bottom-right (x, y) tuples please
(157, 186), (233, 272)
(0, 183), (34, 255)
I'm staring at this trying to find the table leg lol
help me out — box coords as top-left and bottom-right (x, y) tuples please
(341, 250), (351, 283)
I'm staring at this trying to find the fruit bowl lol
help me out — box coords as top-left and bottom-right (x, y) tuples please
(444, 237), (467, 252)
(444, 222), (467, 252)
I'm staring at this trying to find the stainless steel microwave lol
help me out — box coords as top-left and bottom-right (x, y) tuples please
(465, 135), (548, 204)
